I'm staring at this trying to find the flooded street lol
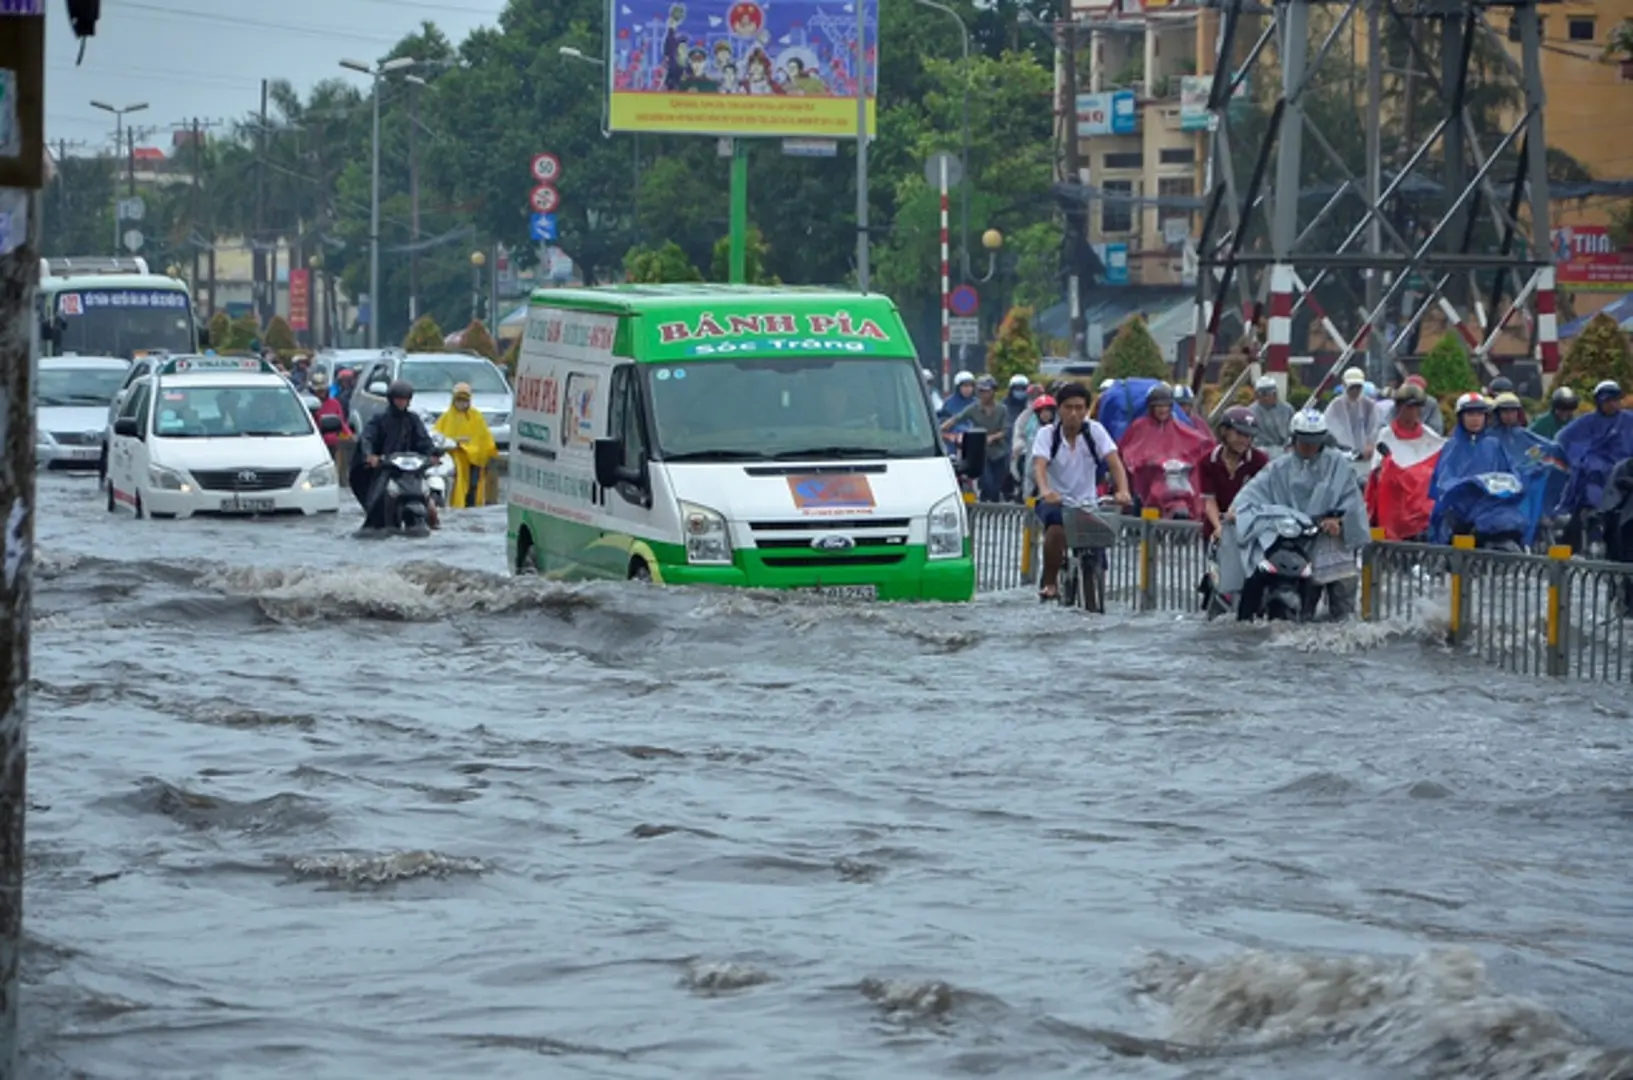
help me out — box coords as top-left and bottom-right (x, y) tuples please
(20, 470), (1633, 1079)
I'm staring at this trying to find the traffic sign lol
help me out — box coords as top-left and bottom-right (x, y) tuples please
(529, 184), (560, 213)
(117, 196), (145, 222)
(530, 153), (562, 184)
(122, 229), (143, 253)
(924, 151), (962, 189)
(529, 212), (558, 243)
(949, 284), (979, 318)
(948, 317), (981, 346)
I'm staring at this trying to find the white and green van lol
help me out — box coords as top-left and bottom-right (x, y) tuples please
(506, 286), (979, 601)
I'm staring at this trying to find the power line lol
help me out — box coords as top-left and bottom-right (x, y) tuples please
(117, 1), (403, 46)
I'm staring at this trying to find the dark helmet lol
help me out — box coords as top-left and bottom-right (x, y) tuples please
(1220, 405), (1257, 436)
(1146, 384), (1174, 407)
(1487, 376), (1515, 395)
(387, 378), (414, 402)
(1550, 386), (1578, 409)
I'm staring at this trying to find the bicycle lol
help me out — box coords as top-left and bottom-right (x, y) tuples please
(1058, 496), (1121, 614)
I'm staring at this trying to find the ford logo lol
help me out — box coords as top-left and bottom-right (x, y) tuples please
(811, 534), (855, 551)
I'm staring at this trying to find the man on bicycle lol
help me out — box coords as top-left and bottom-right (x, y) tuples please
(1031, 382), (1133, 600)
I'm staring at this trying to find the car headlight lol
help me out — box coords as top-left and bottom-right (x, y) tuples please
(488, 412), (509, 427)
(927, 493), (966, 560)
(679, 500), (733, 566)
(305, 461), (337, 489)
(148, 464), (191, 492)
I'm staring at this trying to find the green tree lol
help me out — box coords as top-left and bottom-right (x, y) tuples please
(206, 310), (231, 351)
(1418, 331), (1479, 402)
(1556, 314), (1633, 401)
(264, 315), (297, 353)
(460, 318), (499, 360)
(1097, 317), (1170, 381)
(986, 306), (1042, 385)
(709, 227), (778, 284)
(625, 241), (703, 284)
(403, 314), (446, 352)
(225, 313), (261, 353)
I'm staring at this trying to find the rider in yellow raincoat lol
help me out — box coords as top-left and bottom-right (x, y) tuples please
(433, 382), (499, 507)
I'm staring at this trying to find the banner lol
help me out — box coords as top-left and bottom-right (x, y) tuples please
(608, 0), (878, 138)
(1550, 224), (1633, 293)
(1179, 74), (1248, 132)
(1076, 90), (1136, 136)
(287, 268), (310, 332)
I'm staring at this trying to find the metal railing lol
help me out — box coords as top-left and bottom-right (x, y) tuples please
(969, 503), (1633, 682)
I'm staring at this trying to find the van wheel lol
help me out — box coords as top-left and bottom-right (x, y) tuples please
(515, 530), (538, 576)
(629, 558), (652, 582)
(106, 483), (115, 512)
(133, 493), (145, 520)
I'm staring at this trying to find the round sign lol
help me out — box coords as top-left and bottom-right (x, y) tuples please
(949, 284), (979, 318)
(924, 151), (963, 190)
(531, 153), (562, 183)
(530, 184), (560, 213)
(122, 229), (144, 252)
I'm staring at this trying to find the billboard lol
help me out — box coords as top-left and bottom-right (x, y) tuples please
(608, 0), (878, 138)
(1551, 224), (1633, 293)
(1179, 74), (1248, 131)
(1076, 91), (1136, 137)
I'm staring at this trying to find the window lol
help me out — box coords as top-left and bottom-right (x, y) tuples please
(1102, 151), (1143, 171)
(1568, 17), (1593, 40)
(1158, 177), (1195, 200)
(363, 361), (392, 391)
(151, 384), (315, 438)
(1158, 147), (1195, 165)
(1102, 180), (1135, 235)
(561, 371), (600, 449)
(608, 364), (649, 471)
(1507, 18), (1521, 41)
(1507, 16), (1544, 40)
(399, 358), (510, 394)
(119, 382), (147, 420)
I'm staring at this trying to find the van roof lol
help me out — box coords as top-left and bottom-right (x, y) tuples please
(526, 284), (897, 316)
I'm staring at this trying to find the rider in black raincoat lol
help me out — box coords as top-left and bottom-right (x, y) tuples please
(350, 379), (437, 529)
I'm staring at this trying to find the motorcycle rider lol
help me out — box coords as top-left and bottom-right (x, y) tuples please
(1530, 385), (1580, 438)
(1555, 380), (1633, 551)
(1323, 366), (1378, 459)
(1224, 409), (1370, 621)
(1117, 384), (1213, 518)
(1427, 393), (1521, 544)
(352, 379), (438, 530)
(1200, 406), (1269, 542)
(1251, 376), (1294, 452)
(1366, 382), (1445, 541)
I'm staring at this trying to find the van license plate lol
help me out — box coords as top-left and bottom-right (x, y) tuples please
(801, 584), (877, 601)
(221, 497), (276, 513)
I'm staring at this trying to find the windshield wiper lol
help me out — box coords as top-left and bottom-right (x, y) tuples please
(770, 446), (894, 460)
(662, 449), (766, 462)
(239, 429), (301, 437)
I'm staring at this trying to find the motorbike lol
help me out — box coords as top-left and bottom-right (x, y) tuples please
(1129, 458), (1199, 520)
(426, 431), (457, 509)
(1232, 507), (1350, 622)
(1436, 472), (1528, 553)
(362, 450), (439, 537)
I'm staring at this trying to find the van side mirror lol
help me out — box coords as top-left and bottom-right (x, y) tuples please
(957, 430), (987, 477)
(593, 438), (627, 489)
(367, 380), (390, 396)
(114, 417), (139, 438)
(318, 414), (343, 434)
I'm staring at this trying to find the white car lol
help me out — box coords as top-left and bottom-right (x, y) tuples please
(350, 352), (513, 451)
(37, 355), (131, 470)
(105, 355), (343, 519)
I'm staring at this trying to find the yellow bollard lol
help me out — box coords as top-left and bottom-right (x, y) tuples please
(1137, 506), (1159, 600)
(1448, 534), (1475, 642)
(1360, 527), (1386, 620)
(1545, 544), (1571, 656)
(1020, 499), (1035, 583)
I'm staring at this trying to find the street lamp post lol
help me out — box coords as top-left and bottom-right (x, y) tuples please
(89, 100), (148, 256)
(339, 57), (417, 349)
(914, 0), (972, 280)
(469, 250), (486, 323)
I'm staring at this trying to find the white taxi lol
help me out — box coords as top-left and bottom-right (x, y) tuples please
(105, 355), (343, 519)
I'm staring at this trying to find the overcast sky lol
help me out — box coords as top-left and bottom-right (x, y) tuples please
(45, 0), (502, 154)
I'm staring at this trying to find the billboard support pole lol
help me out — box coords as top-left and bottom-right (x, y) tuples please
(855, 0), (870, 293)
(729, 139), (748, 284)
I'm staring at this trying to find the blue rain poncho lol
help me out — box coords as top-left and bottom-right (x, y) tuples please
(1427, 424), (1524, 543)
(1554, 408), (1633, 516)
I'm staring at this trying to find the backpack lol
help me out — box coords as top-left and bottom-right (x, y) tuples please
(1047, 421), (1103, 471)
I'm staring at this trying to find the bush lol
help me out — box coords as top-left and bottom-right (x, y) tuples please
(225, 313), (261, 354)
(206, 310), (231, 351)
(1556, 313), (1633, 401)
(264, 315), (297, 352)
(985, 306), (1043, 386)
(709, 227), (779, 284)
(402, 314), (445, 352)
(1097, 316), (1169, 381)
(624, 241), (703, 284)
(460, 319), (499, 361)
(1418, 331), (1479, 402)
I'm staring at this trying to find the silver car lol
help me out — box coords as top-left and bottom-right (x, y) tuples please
(37, 355), (132, 470)
(350, 352), (513, 451)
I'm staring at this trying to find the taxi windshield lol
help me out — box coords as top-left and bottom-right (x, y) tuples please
(153, 384), (315, 438)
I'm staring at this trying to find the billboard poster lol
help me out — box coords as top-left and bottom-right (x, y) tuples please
(1076, 91), (1136, 137)
(608, 0), (879, 139)
(1179, 74), (1248, 132)
(287, 268), (310, 332)
(1551, 224), (1633, 293)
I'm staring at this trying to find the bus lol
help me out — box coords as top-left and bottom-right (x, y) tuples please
(38, 256), (199, 359)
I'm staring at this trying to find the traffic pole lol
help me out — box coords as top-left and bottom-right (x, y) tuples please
(0, 4), (48, 1072)
(939, 155), (951, 395)
(728, 139), (748, 284)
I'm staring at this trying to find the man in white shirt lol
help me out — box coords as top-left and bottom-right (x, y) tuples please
(1031, 382), (1133, 600)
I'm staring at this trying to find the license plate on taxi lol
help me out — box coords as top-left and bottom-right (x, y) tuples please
(799, 584), (877, 601)
(220, 497), (276, 513)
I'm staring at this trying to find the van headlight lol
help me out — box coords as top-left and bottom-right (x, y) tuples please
(305, 461), (337, 489)
(147, 464), (191, 491)
(679, 500), (733, 566)
(927, 493), (966, 560)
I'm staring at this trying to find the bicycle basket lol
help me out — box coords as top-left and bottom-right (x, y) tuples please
(1063, 506), (1119, 549)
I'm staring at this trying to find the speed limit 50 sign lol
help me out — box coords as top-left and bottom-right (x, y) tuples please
(530, 153), (562, 184)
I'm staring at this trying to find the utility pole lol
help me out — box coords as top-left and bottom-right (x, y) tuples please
(853, 0), (870, 291)
(408, 80), (420, 322)
(1059, 2), (1087, 360)
(0, 4), (48, 1074)
(255, 78), (268, 326)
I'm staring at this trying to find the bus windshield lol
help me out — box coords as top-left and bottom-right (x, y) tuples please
(50, 288), (196, 358)
(644, 357), (941, 461)
(153, 384), (315, 438)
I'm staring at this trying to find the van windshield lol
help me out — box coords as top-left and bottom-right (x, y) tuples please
(645, 357), (941, 460)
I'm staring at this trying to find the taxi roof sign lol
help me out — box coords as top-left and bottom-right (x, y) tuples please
(159, 355), (277, 376)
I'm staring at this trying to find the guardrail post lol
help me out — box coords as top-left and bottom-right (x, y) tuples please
(1448, 534), (1476, 646)
(1139, 507), (1159, 611)
(1020, 498), (1037, 586)
(1545, 544), (1571, 677)
(1360, 527), (1384, 621)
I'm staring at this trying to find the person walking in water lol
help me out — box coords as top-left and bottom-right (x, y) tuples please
(434, 382), (499, 508)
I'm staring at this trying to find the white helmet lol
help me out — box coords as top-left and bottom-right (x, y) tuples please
(1254, 375), (1279, 393)
(1289, 409), (1328, 439)
(1009, 373), (1029, 388)
(954, 370), (975, 386)
(1098, 378), (1115, 391)
(1172, 384), (1194, 402)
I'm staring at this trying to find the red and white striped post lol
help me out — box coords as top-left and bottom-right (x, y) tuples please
(1535, 267), (1561, 378)
(1266, 264), (1294, 376)
(939, 155), (951, 394)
